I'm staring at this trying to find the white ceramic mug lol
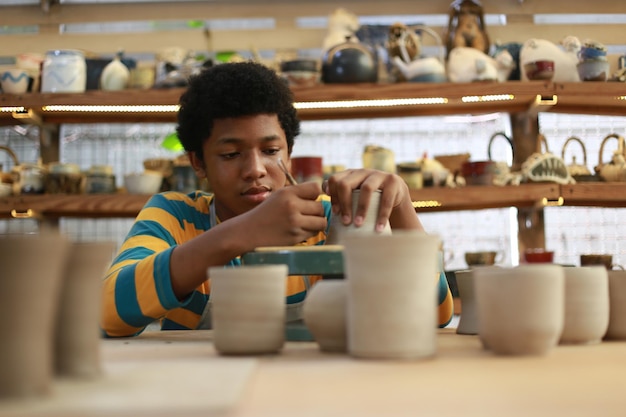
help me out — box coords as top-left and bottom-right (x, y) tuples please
(560, 266), (609, 345)
(0, 68), (30, 94)
(209, 265), (287, 355)
(343, 231), (440, 360)
(474, 264), (565, 356)
(606, 270), (626, 340)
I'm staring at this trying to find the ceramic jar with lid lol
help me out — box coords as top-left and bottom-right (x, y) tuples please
(41, 49), (87, 93)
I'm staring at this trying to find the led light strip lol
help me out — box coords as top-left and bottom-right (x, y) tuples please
(1, 106), (25, 113)
(294, 97), (448, 110)
(461, 94), (515, 103)
(41, 105), (180, 113)
(412, 200), (442, 208)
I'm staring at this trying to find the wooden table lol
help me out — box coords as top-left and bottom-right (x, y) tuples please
(2, 329), (625, 417)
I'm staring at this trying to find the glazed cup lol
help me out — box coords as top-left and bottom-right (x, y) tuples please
(55, 241), (116, 378)
(559, 266), (609, 345)
(209, 265), (287, 355)
(605, 270), (626, 340)
(302, 280), (347, 352)
(343, 231), (440, 360)
(0, 68), (30, 94)
(0, 233), (70, 399)
(474, 264), (565, 356)
(325, 189), (391, 245)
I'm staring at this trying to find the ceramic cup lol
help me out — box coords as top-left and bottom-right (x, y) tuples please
(455, 269), (479, 335)
(325, 189), (392, 245)
(209, 265), (287, 355)
(0, 68), (30, 94)
(0, 233), (70, 399)
(605, 270), (626, 340)
(580, 254), (614, 270)
(559, 266), (609, 345)
(474, 264), (565, 356)
(464, 250), (501, 266)
(302, 280), (347, 352)
(55, 241), (116, 378)
(343, 231), (440, 360)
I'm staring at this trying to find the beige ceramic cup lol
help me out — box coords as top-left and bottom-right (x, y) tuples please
(326, 189), (391, 245)
(343, 231), (440, 360)
(560, 266), (609, 344)
(302, 280), (347, 352)
(55, 241), (116, 378)
(474, 264), (565, 356)
(606, 270), (626, 340)
(209, 265), (287, 355)
(0, 233), (70, 399)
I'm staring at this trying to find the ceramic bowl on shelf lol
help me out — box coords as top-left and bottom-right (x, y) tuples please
(124, 170), (163, 195)
(577, 60), (610, 81)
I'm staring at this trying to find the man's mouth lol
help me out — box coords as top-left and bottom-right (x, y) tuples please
(242, 186), (271, 203)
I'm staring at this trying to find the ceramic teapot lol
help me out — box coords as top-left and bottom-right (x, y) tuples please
(487, 131), (514, 177)
(389, 24), (447, 83)
(321, 35), (378, 83)
(595, 133), (626, 182)
(561, 136), (593, 180)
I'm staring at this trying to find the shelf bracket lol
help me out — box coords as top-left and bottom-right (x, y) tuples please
(527, 94), (558, 117)
(12, 108), (44, 127)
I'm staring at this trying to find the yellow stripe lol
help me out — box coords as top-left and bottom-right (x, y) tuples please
(134, 257), (165, 318)
(164, 307), (201, 329)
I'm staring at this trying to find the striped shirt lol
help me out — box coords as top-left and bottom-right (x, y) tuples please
(101, 191), (454, 337)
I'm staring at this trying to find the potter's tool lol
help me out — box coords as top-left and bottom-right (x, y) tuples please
(277, 158), (298, 185)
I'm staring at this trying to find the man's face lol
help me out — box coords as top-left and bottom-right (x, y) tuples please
(192, 114), (290, 221)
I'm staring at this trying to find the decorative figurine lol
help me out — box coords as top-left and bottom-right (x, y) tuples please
(445, 0), (490, 58)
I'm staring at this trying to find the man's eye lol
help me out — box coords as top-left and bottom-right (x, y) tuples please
(220, 152), (239, 159)
(264, 148), (280, 155)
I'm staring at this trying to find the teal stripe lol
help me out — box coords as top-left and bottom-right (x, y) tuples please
(437, 271), (449, 305)
(153, 247), (180, 309)
(146, 192), (211, 232)
(114, 264), (154, 328)
(183, 290), (210, 315)
(114, 246), (155, 264)
(126, 219), (177, 246)
(161, 318), (191, 330)
(287, 291), (306, 304)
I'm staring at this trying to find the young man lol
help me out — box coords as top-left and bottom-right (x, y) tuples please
(101, 61), (453, 337)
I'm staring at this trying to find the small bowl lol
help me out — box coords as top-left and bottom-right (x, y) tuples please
(280, 60), (320, 88)
(124, 170), (163, 194)
(465, 251), (498, 266)
(523, 248), (554, 263)
(524, 60), (555, 81)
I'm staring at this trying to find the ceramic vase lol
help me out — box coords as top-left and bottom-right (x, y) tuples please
(209, 265), (287, 355)
(559, 266), (609, 344)
(0, 233), (69, 399)
(474, 264), (565, 356)
(41, 49), (87, 93)
(455, 269), (479, 335)
(326, 189), (391, 245)
(55, 241), (116, 378)
(343, 231), (440, 360)
(605, 270), (626, 340)
(302, 280), (347, 352)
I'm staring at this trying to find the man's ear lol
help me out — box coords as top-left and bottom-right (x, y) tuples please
(189, 151), (206, 178)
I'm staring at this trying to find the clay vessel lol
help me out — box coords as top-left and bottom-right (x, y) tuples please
(605, 270), (626, 340)
(302, 280), (347, 352)
(559, 266), (609, 345)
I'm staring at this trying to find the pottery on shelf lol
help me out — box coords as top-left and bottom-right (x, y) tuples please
(595, 133), (626, 182)
(519, 37), (581, 82)
(100, 51), (131, 91)
(41, 49), (87, 93)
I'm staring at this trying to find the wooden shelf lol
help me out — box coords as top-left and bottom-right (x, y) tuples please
(1, 81), (625, 125)
(2, 183), (625, 218)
